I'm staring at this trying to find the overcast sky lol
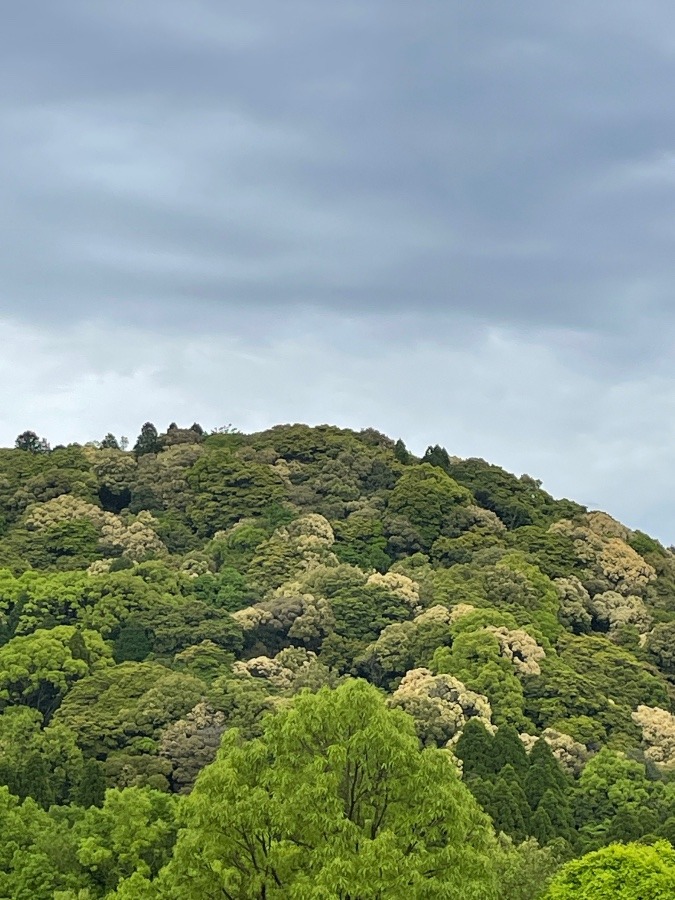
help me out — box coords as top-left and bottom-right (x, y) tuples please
(2, 1), (675, 540)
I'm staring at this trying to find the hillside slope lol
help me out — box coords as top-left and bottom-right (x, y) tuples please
(1, 422), (674, 897)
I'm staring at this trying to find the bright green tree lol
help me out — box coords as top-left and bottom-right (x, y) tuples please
(73, 787), (178, 895)
(544, 840), (675, 899)
(140, 680), (501, 898)
(387, 463), (472, 550)
(0, 626), (113, 718)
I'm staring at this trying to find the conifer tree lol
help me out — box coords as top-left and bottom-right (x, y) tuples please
(394, 438), (411, 464)
(422, 444), (452, 471)
(489, 768), (531, 842)
(14, 430), (50, 453)
(19, 752), (54, 809)
(530, 805), (556, 846)
(493, 724), (529, 776)
(538, 789), (575, 843)
(524, 738), (569, 810)
(454, 719), (495, 779)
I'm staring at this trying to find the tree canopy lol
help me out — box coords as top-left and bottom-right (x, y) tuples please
(0, 420), (672, 896)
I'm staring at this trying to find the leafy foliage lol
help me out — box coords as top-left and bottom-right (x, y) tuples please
(0, 420), (672, 896)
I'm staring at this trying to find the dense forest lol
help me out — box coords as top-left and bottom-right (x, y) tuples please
(1, 421), (675, 898)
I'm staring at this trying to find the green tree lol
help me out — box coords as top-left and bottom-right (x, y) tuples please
(133, 423), (162, 458)
(493, 836), (561, 900)
(574, 748), (654, 848)
(53, 662), (205, 757)
(332, 510), (391, 572)
(393, 438), (412, 464)
(186, 451), (286, 537)
(422, 444), (452, 470)
(454, 719), (496, 779)
(447, 458), (584, 529)
(433, 631), (528, 728)
(209, 672), (277, 739)
(524, 739), (569, 809)
(15, 431), (50, 454)
(493, 724), (529, 776)
(387, 463), (472, 550)
(0, 626), (113, 718)
(28, 518), (101, 570)
(19, 752), (54, 809)
(484, 766), (531, 842)
(646, 621), (675, 675)
(100, 433), (121, 450)
(71, 757), (106, 808)
(73, 787), (178, 894)
(145, 680), (500, 898)
(544, 841), (675, 899)
(537, 789), (574, 843)
(0, 787), (81, 899)
(0, 706), (85, 805)
(530, 806), (556, 846)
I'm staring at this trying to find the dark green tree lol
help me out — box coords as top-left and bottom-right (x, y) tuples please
(524, 739), (569, 809)
(113, 623), (153, 663)
(493, 724), (529, 776)
(454, 719), (496, 779)
(530, 806), (556, 846)
(422, 444), (451, 471)
(101, 433), (121, 450)
(393, 438), (411, 464)
(133, 423), (162, 458)
(18, 752), (54, 809)
(71, 758), (106, 808)
(487, 766), (531, 842)
(537, 788), (574, 842)
(14, 431), (50, 454)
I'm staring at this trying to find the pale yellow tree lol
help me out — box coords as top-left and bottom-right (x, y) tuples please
(366, 571), (422, 614)
(551, 521), (656, 596)
(590, 591), (652, 634)
(390, 667), (492, 747)
(485, 626), (546, 676)
(632, 705), (675, 771)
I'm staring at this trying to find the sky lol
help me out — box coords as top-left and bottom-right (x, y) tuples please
(2, 1), (675, 540)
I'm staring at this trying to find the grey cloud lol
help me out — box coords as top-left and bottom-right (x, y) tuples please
(3, 1), (675, 337)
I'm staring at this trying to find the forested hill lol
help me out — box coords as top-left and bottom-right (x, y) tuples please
(1, 421), (675, 898)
